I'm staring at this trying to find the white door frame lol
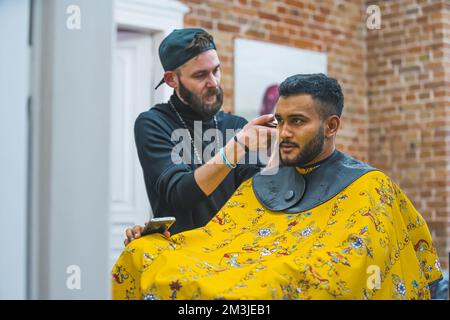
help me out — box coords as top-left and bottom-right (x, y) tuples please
(107, 0), (189, 296)
(110, 31), (154, 268)
(114, 0), (189, 103)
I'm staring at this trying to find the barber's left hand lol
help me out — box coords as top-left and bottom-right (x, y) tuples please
(124, 223), (171, 246)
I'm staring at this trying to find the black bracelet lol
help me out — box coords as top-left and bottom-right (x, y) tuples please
(233, 135), (249, 153)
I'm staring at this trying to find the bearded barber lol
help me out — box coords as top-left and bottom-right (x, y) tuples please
(128, 28), (276, 243)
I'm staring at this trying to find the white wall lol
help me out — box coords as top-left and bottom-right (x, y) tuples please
(0, 0), (30, 300)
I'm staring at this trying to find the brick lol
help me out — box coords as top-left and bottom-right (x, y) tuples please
(285, 0), (304, 9)
(292, 39), (315, 49)
(284, 17), (302, 27)
(217, 22), (240, 33)
(258, 11), (280, 22)
(269, 33), (290, 44)
(198, 19), (213, 29)
(277, 6), (287, 14)
(244, 29), (265, 39)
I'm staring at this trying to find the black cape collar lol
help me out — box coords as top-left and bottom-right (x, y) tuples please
(252, 150), (376, 213)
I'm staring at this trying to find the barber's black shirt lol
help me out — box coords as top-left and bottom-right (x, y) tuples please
(134, 93), (261, 234)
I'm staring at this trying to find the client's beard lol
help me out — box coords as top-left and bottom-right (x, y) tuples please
(280, 129), (325, 167)
(178, 80), (223, 119)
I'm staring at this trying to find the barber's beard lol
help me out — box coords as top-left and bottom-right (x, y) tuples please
(280, 128), (325, 167)
(178, 80), (223, 119)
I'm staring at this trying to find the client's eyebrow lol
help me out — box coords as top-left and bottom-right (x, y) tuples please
(275, 112), (310, 120)
(288, 113), (310, 120)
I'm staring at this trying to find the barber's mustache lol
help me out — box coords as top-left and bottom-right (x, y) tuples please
(204, 87), (222, 97)
(279, 141), (299, 148)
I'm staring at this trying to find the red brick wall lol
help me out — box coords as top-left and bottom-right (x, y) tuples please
(180, 0), (450, 268)
(181, 0), (369, 163)
(366, 0), (450, 269)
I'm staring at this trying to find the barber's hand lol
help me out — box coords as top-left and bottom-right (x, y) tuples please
(124, 222), (171, 246)
(236, 114), (277, 152)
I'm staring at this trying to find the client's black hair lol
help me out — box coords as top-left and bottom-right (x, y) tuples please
(279, 73), (344, 119)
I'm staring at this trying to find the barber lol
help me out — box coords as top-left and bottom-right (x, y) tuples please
(127, 28), (276, 244)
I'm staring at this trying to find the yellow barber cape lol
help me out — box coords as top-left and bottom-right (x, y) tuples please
(112, 170), (442, 300)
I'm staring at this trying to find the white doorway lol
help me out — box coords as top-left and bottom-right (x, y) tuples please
(109, 1), (189, 272)
(109, 31), (154, 267)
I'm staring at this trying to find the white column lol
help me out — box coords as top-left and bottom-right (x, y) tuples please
(0, 0), (30, 300)
(30, 0), (114, 299)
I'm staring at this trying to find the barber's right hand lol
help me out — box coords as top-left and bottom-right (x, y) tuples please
(235, 114), (277, 152)
(124, 222), (171, 246)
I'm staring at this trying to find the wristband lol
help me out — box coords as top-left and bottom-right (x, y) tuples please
(220, 147), (236, 169)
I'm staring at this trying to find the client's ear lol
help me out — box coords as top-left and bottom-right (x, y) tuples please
(325, 116), (340, 138)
